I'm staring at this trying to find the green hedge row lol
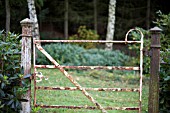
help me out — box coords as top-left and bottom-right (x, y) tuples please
(36, 43), (131, 66)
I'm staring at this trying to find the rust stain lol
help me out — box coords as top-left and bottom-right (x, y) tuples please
(35, 43), (107, 113)
(35, 104), (139, 110)
(34, 39), (141, 44)
(33, 28), (144, 113)
(36, 86), (140, 92)
(35, 65), (140, 70)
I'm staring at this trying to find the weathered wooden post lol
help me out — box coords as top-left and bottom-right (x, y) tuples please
(20, 18), (33, 113)
(148, 26), (162, 113)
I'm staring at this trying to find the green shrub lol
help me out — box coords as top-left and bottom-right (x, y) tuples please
(159, 49), (170, 112)
(69, 26), (99, 49)
(36, 43), (85, 66)
(36, 43), (130, 67)
(127, 27), (151, 75)
(127, 11), (170, 112)
(83, 48), (130, 66)
(0, 31), (29, 112)
(154, 11), (170, 112)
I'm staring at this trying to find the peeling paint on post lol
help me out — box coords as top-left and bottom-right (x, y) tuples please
(20, 18), (33, 113)
(148, 26), (162, 113)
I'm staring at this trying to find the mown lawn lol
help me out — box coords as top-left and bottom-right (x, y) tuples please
(31, 69), (149, 113)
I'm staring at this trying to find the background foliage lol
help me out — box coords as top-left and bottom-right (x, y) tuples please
(125, 11), (170, 111)
(0, 31), (28, 112)
(69, 26), (99, 49)
(36, 43), (130, 67)
(153, 11), (170, 112)
(127, 28), (151, 75)
(1, 0), (170, 40)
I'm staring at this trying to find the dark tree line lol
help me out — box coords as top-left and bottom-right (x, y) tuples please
(0, 0), (170, 40)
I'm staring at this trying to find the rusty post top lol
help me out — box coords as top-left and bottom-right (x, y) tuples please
(150, 26), (162, 48)
(20, 18), (33, 26)
(150, 26), (162, 33)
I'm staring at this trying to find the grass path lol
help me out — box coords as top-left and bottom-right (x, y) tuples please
(31, 69), (149, 113)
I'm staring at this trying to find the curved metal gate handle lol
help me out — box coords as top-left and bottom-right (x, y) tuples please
(125, 28), (144, 44)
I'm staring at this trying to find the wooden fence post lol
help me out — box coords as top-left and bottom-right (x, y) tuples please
(148, 26), (162, 113)
(20, 18), (33, 113)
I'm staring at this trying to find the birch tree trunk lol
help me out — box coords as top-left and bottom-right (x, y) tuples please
(27, 0), (40, 41)
(5, 0), (10, 35)
(64, 0), (69, 39)
(105, 0), (116, 50)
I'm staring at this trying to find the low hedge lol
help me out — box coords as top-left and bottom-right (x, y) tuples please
(36, 43), (131, 66)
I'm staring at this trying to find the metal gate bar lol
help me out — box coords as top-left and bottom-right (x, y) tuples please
(35, 40), (141, 43)
(34, 43), (107, 113)
(35, 65), (140, 70)
(33, 28), (143, 113)
(34, 105), (139, 110)
(36, 86), (139, 92)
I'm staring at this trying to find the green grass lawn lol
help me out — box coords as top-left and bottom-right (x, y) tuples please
(31, 69), (149, 113)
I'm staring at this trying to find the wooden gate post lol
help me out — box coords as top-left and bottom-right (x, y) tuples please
(148, 26), (162, 113)
(20, 18), (33, 113)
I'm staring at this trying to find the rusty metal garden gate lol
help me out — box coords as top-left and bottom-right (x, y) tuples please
(32, 29), (143, 113)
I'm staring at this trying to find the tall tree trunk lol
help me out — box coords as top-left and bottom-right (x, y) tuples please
(64, 0), (68, 39)
(146, 0), (150, 30)
(94, 0), (97, 33)
(27, 0), (40, 59)
(105, 0), (116, 51)
(27, 0), (40, 41)
(5, 0), (10, 35)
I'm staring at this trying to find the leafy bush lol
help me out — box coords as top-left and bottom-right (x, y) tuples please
(36, 43), (130, 67)
(69, 26), (99, 49)
(154, 11), (170, 112)
(127, 27), (151, 75)
(128, 11), (170, 112)
(0, 31), (28, 112)
(159, 49), (170, 112)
